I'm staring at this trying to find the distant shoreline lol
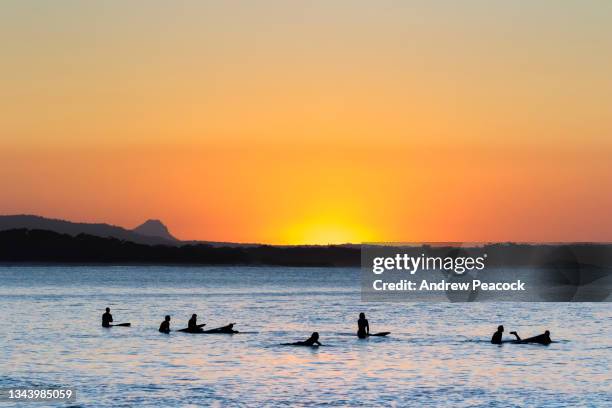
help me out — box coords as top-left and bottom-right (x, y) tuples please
(0, 262), (353, 268)
(0, 228), (359, 267)
(1, 228), (612, 268)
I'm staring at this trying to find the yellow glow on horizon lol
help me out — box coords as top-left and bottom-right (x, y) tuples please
(281, 216), (378, 245)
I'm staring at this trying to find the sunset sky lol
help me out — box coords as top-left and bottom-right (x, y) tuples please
(1, 1), (611, 244)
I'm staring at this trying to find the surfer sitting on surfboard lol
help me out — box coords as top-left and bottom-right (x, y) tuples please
(357, 313), (370, 338)
(491, 325), (504, 344)
(356, 313), (390, 338)
(159, 315), (171, 333)
(102, 307), (113, 327)
(187, 314), (203, 332)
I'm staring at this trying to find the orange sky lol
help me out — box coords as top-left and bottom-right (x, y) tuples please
(1, 1), (611, 243)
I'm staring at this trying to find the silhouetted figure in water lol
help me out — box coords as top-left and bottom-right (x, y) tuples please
(284, 332), (322, 346)
(357, 313), (370, 338)
(159, 315), (171, 334)
(491, 325), (504, 344)
(510, 330), (552, 345)
(187, 314), (202, 332)
(102, 307), (113, 327)
(205, 323), (238, 334)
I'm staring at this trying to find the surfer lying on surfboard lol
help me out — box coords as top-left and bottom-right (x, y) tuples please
(510, 330), (552, 345)
(283, 332), (322, 347)
(202, 323), (238, 334)
(177, 323), (239, 333)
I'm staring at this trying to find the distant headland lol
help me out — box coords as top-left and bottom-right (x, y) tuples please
(0, 215), (358, 266)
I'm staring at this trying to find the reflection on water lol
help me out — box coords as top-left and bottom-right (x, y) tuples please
(0, 266), (610, 407)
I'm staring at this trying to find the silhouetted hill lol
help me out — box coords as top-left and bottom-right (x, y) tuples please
(132, 219), (177, 241)
(0, 215), (177, 246)
(0, 214), (259, 247)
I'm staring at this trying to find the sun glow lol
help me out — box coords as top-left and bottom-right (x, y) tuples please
(281, 213), (378, 245)
(284, 224), (366, 245)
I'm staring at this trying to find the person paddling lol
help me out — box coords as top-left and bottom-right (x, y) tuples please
(204, 323), (238, 334)
(102, 307), (113, 328)
(284, 332), (322, 347)
(159, 315), (171, 334)
(357, 313), (370, 338)
(491, 325), (504, 344)
(510, 330), (552, 345)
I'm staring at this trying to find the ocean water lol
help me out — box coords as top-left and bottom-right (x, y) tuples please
(0, 266), (610, 407)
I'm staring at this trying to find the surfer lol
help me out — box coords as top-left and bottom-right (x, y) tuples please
(159, 315), (171, 333)
(491, 325), (504, 344)
(357, 313), (370, 338)
(204, 323), (238, 334)
(187, 314), (203, 332)
(102, 307), (113, 328)
(284, 332), (322, 347)
(510, 330), (552, 345)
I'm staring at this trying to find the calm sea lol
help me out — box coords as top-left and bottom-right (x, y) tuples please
(0, 266), (610, 407)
